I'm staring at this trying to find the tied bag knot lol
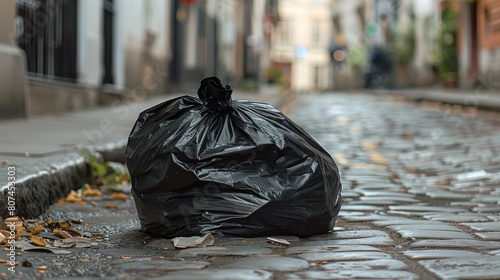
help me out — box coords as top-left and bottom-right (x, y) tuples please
(197, 77), (233, 113)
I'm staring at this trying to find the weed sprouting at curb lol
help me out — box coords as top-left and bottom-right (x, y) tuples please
(76, 146), (130, 191)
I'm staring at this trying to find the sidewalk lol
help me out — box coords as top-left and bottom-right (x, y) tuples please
(0, 89), (286, 219)
(364, 87), (500, 111)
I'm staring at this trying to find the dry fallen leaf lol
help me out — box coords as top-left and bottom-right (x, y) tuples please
(0, 259), (7, 263)
(52, 228), (72, 239)
(110, 193), (128, 200)
(104, 203), (119, 209)
(79, 259), (90, 263)
(37, 265), (48, 270)
(28, 225), (44, 235)
(83, 188), (102, 197)
(58, 190), (85, 204)
(389, 172), (401, 180)
(0, 232), (5, 245)
(30, 235), (48, 247)
(89, 232), (107, 237)
(4, 217), (25, 234)
(90, 201), (98, 207)
(57, 220), (72, 229)
(435, 178), (452, 186)
(361, 140), (378, 150)
(120, 256), (132, 259)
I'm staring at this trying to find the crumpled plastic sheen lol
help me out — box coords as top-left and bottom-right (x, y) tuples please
(125, 76), (342, 238)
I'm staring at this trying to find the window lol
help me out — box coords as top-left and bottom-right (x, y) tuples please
(276, 20), (292, 45)
(16, 0), (78, 82)
(479, 0), (500, 48)
(312, 21), (322, 47)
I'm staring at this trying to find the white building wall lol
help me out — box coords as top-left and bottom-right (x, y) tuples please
(118, 0), (168, 60)
(77, 0), (169, 90)
(271, 0), (332, 92)
(77, 0), (103, 87)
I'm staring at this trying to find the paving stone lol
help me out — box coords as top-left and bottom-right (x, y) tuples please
(332, 230), (390, 239)
(403, 249), (483, 260)
(339, 211), (367, 217)
(386, 224), (460, 231)
(112, 258), (210, 270)
(222, 256), (309, 271)
(148, 269), (273, 280)
(462, 221), (500, 231)
(474, 231), (500, 241)
(388, 205), (465, 213)
(490, 249), (500, 255)
(320, 259), (408, 270)
(358, 191), (417, 198)
(304, 236), (395, 246)
(340, 213), (393, 222)
(341, 191), (362, 198)
(424, 190), (473, 200)
(372, 218), (442, 227)
(471, 196), (500, 204)
(288, 270), (419, 279)
(175, 246), (272, 258)
(419, 257), (500, 279)
(347, 199), (407, 206)
(297, 251), (391, 261)
(410, 239), (500, 250)
(488, 215), (500, 221)
(340, 205), (384, 211)
(423, 213), (491, 222)
(286, 245), (381, 255)
(449, 201), (484, 208)
(387, 211), (445, 217)
(472, 206), (500, 213)
(359, 196), (421, 203)
(395, 229), (473, 239)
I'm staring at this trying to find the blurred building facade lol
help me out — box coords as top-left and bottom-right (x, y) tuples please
(266, 0), (499, 92)
(269, 0), (334, 92)
(453, 0), (500, 89)
(0, 0), (277, 119)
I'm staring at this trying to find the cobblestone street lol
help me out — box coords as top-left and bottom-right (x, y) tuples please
(2, 92), (500, 279)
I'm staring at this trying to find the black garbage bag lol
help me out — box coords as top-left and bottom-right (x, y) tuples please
(125, 77), (342, 238)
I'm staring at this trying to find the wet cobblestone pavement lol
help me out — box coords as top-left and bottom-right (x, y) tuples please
(2, 92), (500, 279)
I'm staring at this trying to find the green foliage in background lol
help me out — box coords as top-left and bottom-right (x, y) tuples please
(436, 7), (458, 82)
(392, 20), (416, 64)
(267, 65), (284, 85)
(77, 146), (130, 188)
(348, 45), (369, 71)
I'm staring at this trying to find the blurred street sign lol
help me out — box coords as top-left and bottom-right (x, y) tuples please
(295, 45), (308, 59)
